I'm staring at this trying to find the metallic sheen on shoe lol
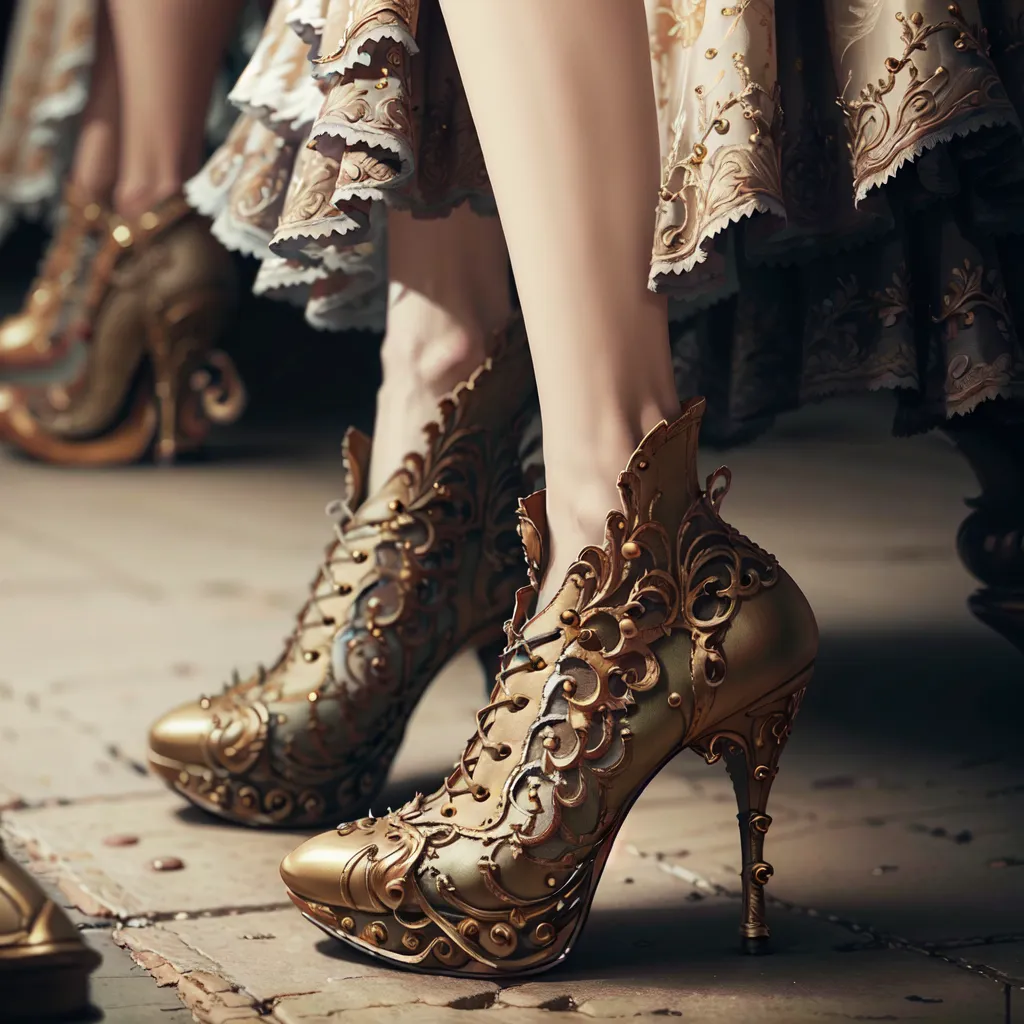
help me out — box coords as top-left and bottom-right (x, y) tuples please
(148, 320), (536, 827)
(0, 193), (245, 466)
(0, 185), (108, 375)
(0, 839), (101, 1020)
(282, 397), (819, 976)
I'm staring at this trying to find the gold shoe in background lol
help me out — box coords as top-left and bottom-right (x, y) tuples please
(0, 839), (101, 1020)
(0, 184), (109, 375)
(0, 193), (245, 466)
(148, 320), (536, 827)
(281, 397), (819, 976)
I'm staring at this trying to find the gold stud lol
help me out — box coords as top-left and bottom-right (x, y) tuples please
(199, 697), (211, 710)
(562, 679), (576, 696)
(667, 692), (682, 708)
(546, 875), (557, 887)
(367, 596), (381, 611)
(621, 541), (641, 559)
(352, 551), (368, 563)
(619, 617), (638, 638)
(542, 736), (558, 750)
(559, 609), (579, 626)
(303, 650), (320, 663)
(308, 691), (319, 702)
(112, 223), (133, 247)
(139, 211), (160, 231)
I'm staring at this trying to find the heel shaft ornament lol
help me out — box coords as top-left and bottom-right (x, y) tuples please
(694, 687), (806, 947)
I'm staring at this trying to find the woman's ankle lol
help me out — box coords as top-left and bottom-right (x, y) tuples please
(113, 179), (185, 222)
(380, 320), (495, 402)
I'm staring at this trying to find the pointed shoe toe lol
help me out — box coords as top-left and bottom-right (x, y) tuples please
(147, 693), (291, 826)
(148, 700), (215, 769)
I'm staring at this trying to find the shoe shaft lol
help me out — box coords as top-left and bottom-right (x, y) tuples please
(0, 191), (108, 373)
(148, 321), (538, 826)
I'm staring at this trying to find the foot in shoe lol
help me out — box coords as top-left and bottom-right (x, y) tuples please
(280, 397), (819, 976)
(147, 319), (537, 827)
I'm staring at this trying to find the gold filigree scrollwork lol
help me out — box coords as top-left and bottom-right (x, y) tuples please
(839, 6), (1007, 194)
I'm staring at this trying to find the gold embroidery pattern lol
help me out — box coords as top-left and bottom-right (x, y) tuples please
(837, 5), (1014, 198)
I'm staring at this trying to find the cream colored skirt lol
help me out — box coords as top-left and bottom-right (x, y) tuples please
(185, 1), (1024, 432)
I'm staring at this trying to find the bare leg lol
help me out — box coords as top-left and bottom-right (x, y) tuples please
(105, 0), (244, 219)
(438, 0), (679, 603)
(368, 203), (512, 493)
(67, 1), (118, 205)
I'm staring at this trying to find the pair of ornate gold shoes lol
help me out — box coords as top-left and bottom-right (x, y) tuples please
(0, 190), (245, 466)
(1, 839), (100, 1020)
(148, 322), (818, 977)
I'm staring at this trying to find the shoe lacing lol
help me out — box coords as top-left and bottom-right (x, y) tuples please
(441, 626), (563, 807)
(234, 494), (402, 698)
(294, 496), (373, 647)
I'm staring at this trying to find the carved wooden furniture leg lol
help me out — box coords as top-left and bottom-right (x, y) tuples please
(943, 405), (1024, 656)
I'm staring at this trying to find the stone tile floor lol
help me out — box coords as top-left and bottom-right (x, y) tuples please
(1, 394), (1023, 1023)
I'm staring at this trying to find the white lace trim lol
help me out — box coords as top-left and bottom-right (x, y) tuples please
(285, 0), (326, 48)
(648, 194), (782, 289)
(310, 122), (414, 204)
(306, 280), (386, 332)
(270, 203), (370, 261)
(185, 157), (242, 217)
(308, 23), (419, 83)
(853, 108), (1019, 204)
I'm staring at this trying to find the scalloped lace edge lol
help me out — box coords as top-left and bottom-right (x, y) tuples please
(648, 194), (782, 289)
(307, 23), (420, 83)
(854, 108), (1020, 204)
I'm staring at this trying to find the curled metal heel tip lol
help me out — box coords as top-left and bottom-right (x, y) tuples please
(740, 936), (772, 956)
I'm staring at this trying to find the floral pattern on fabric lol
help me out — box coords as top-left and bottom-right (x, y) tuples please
(193, 0), (1024, 429)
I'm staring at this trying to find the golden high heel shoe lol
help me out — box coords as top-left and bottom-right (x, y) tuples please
(281, 397), (819, 977)
(0, 185), (110, 375)
(0, 839), (101, 1020)
(147, 319), (536, 827)
(0, 194), (245, 466)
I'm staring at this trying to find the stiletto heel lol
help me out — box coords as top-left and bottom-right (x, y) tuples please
(146, 287), (245, 464)
(694, 673), (811, 955)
